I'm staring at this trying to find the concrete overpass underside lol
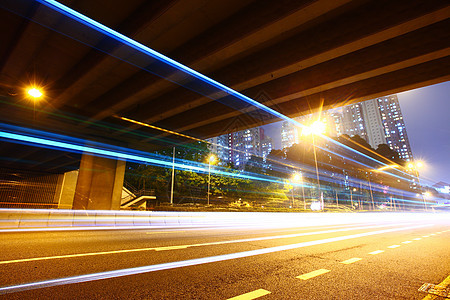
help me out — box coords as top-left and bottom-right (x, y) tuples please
(0, 0), (449, 209)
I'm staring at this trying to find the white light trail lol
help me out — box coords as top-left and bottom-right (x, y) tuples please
(0, 223), (404, 265)
(0, 224), (432, 294)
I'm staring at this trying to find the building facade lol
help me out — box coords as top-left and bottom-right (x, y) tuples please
(207, 127), (273, 167)
(376, 95), (413, 161)
(341, 95), (413, 161)
(281, 121), (298, 149)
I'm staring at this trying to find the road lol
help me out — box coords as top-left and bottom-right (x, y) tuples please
(0, 213), (449, 299)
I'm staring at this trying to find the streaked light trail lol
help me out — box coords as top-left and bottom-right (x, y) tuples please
(0, 223), (404, 265)
(0, 129), (283, 184)
(0, 224), (432, 294)
(33, 0), (403, 172)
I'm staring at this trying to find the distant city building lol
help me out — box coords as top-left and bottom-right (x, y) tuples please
(361, 99), (386, 148)
(340, 95), (413, 161)
(207, 127), (273, 167)
(376, 95), (413, 161)
(342, 103), (367, 140)
(328, 112), (344, 137)
(206, 135), (230, 164)
(281, 121), (298, 149)
(261, 135), (273, 160)
(208, 95), (413, 167)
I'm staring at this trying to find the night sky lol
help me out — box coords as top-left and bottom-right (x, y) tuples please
(397, 81), (450, 185)
(262, 81), (450, 185)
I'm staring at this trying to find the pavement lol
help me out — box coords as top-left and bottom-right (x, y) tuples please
(0, 213), (449, 299)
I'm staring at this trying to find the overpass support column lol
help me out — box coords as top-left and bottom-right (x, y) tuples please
(73, 153), (125, 210)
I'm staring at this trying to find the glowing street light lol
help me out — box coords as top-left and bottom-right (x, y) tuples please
(301, 119), (326, 136)
(27, 87), (43, 99)
(292, 173), (301, 182)
(301, 119), (326, 211)
(407, 160), (426, 210)
(407, 161), (423, 170)
(208, 155), (216, 164)
(207, 154), (217, 205)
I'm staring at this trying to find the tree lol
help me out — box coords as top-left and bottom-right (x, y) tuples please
(375, 144), (402, 164)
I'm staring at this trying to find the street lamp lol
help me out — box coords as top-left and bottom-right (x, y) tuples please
(170, 147), (176, 205)
(27, 87), (43, 99)
(292, 172), (306, 210)
(407, 161), (426, 210)
(301, 119), (326, 211)
(207, 154), (216, 205)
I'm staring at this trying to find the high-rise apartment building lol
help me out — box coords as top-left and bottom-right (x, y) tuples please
(341, 95), (413, 161)
(279, 94), (413, 161)
(360, 99), (386, 148)
(281, 121), (298, 149)
(376, 95), (413, 161)
(261, 135), (273, 160)
(208, 95), (412, 167)
(207, 127), (273, 167)
(342, 103), (367, 140)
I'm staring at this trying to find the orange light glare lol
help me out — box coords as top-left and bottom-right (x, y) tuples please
(292, 173), (301, 182)
(377, 164), (398, 171)
(208, 155), (216, 164)
(302, 119), (326, 136)
(27, 88), (43, 98)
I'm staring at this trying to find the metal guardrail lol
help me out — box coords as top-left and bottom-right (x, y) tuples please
(121, 180), (155, 208)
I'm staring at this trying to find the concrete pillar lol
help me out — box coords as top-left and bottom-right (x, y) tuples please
(56, 170), (79, 209)
(73, 153), (125, 210)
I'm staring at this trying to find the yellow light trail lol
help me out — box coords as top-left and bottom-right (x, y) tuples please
(118, 116), (205, 142)
(117, 116), (307, 171)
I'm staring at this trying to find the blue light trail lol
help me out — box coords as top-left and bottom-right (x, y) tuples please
(0, 125), (283, 185)
(34, 0), (400, 171)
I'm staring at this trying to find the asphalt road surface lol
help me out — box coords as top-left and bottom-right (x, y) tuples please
(0, 213), (449, 299)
